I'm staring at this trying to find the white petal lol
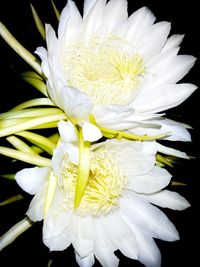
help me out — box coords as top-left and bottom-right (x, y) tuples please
(157, 143), (189, 159)
(140, 22), (171, 59)
(119, 218), (161, 267)
(82, 122), (102, 142)
(26, 182), (48, 221)
(69, 215), (94, 258)
(44, 194), (70, 238)
(43, 190), (71, 251)
(35, 46), (50, 78)
(136, 233), (161, 267)
(130, 118), (192, 142)
(58, 86), (93, 120)
(101, 0), (128, 34)
(58, 120), (78, 143)
(63, 144), (79, 165)
(93, 104), (136, 130)
(75, 251), (95, 267)
(45, 24), (59, 57)
(141, 190), (191, 210)
(147, 48), (179, 73)
(43, 226), (71, 251)
(128, 166), (171, 194)
(15, 167), (50, 195)
(133, 83), (197, 113)
(126, 7), (156, 44)
(58, 2), (70, 38)
(107, 140), (157, 176)
(82, 0), (106, 36)
(150, 56), (196, 91)
(83, 0), (99, 18)
(121, 193), (179, 241)
(161, 55), (196, 83)
(94, 219), (119, 267)
(52, 143), (79, 174)
(160, 118), (192, 141)
(139, 55), (196, 100)
(101, 211), (138, 260)
(43, 222), (71, 252)
(59, 0), (82, 42)
(51, 144), (65, 175)
(162, 34), (185, 53)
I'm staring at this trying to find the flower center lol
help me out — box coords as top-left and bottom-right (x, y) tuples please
(58, 148), (127, 217)
(62, 36), (146, 105)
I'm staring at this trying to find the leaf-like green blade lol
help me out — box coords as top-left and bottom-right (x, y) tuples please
(0, 113), (67, 137)
(51, 0), (60, 20)
(6, 135), (38, 154)
(0, 195), (23, 206)
(74, 128), (91, 209)
(0, 22), (42, 75)
(16, 131), (56, 156)
(30, 4), (46, 40)
(0, 146), (51, 166)
(10, 98), (55, 111)
(21, 71), (47, 96)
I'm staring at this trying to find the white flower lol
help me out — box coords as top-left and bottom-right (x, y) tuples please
(36, 0), (197, 142)
(13, 122), (190, 267)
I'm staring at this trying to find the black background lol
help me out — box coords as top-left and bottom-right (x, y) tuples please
(0, 0), (199, 266)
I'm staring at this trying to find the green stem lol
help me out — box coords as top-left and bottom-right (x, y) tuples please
(10, 98), (55, 111)
(6, 135), (38, 154)
(0, 113), (67, 138)
(0, 218), (33, 251)
(0, 146), (51, 166)
(0, 108), (62, 119)
(0, 22), (42, 75)
(16, 131), (56, 155)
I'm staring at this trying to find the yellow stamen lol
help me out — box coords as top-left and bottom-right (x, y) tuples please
(62, 37), (146, 105)
(59, 146), (127, 216)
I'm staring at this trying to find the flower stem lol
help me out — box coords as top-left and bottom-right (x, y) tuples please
(0, 218), (33, 251)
